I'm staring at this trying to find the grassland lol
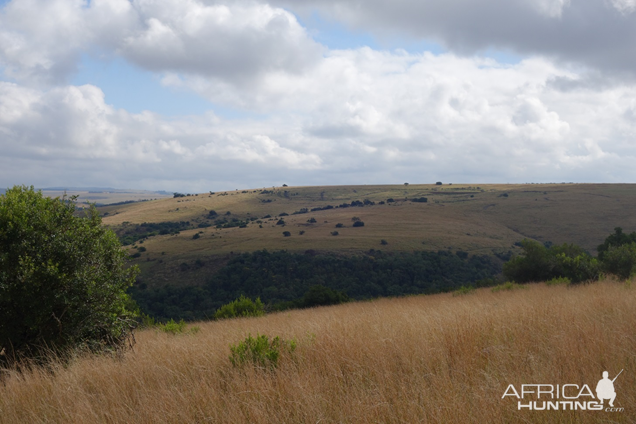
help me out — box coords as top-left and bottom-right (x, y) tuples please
(1, 278), (634, 423)
(100, 183), (636, 287)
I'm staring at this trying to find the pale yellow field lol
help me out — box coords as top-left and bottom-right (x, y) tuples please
(1, 279), (634, 423)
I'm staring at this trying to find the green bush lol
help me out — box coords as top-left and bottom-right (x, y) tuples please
(452, 285), (475, 296)
(229, 334), (296, 368)
(546, 276), (571, 286)
(214, 296), (265, 320)
(157, 318), (199, 335)
(0, 186), (138, 363)
(158, 318), (187, 334)
(299, 285), (349, 308)
(601, 243), (636, 280)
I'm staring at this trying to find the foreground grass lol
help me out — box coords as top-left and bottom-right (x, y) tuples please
(1, 279), (635, 423)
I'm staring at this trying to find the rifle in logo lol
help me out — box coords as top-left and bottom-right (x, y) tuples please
(596, 369), (623, 407)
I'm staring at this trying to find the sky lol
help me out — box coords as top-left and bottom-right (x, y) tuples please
(1, 0), (636, 192)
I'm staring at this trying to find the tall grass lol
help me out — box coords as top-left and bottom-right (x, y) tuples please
(1, 278), (634, 423)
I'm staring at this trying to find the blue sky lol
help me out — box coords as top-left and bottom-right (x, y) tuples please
(1, 0), (636, 192)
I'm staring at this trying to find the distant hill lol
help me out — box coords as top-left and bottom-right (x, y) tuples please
(98, 183), (636, 293)
(38, 187), (172, 206)
(1, 186), (171, 205)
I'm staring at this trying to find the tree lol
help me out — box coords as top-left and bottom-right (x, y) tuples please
(597, 227), (636, 260)
(0, 186), (139, 363)
(299, 285), (349, 308)
(503, 239), (599, 283)
(602, 243), (636, 279)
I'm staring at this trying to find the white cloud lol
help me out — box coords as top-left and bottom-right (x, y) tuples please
(0, 0), (323, 87)
(121, 0), (323, 83)
(2, 0), (636, 190)
(272, 0), (636, 77)
(3, 47), (636, 190)
(531, 0), (571, 18)
(609, 0), (636, 14)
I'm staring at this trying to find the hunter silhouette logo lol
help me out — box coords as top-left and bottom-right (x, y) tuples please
(596, 370), (622, 407)
(502, 369), (625, 412)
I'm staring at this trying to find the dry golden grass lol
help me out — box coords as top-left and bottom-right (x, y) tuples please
(1, 279), (635, 423)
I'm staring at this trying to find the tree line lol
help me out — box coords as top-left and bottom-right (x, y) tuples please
(504, 227), (636, 282)
(130, 249), (501, 321)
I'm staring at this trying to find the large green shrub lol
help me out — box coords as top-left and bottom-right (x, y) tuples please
(503, 239), (599, 283)
(597, 227), (636, 260)
(214, 295), (265, 319)
(0, 186), (139, 363)
(601, 243), (636, 280)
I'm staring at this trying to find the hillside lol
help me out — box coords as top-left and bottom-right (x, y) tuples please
(1, 279), (634, 423)
(99, 183), (636, 289)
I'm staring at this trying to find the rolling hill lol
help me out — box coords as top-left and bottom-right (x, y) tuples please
(99, 183), (636, 288)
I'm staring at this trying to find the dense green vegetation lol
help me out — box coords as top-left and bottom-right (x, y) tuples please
(503, 240), (599, 283)
(504, 227), (636, 283)
(0, 186), (138, 363)
(130, 249), (501, 321)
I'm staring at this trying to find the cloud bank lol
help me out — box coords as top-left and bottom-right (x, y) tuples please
(1, 0), (636, 191)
